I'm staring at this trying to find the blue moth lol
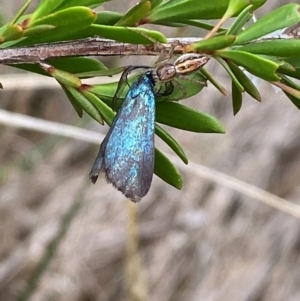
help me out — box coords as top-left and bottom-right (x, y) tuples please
(89, 70), (156, 202)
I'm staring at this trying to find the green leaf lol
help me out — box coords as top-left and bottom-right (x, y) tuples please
(227, 60), (261, 101)
(81, 91), (104, 124)
(50, 57), (107, 76)
(81, 90), (115, 124)
(149, 0), (266, 23)
(39, 63), (82, 88)
(224, 0), (251, 19)
(155, 123), (188, 164)
(71, 24), (167, 44)
(0, 37), (27, 48)
(76, 66), (124, 78)
(9, 57), (107, 78)
(29, 6), (96, 28)
(278, 80), (300, 107)
(218, 50), (280, 81)
(280, 74), (300, 92)
(149, 0), (229, 22)
(279, 59), (300, 81)
(30, 0), (65, 22)
(14, 22), (165, 46)
(95, 11), (122, 25)
(200, 68), (227, 95)
(277, 61), (297, 74)
(150, 0), (163, 10)
(55, 0), (112, 11)
(255, 55), (294, 72)
(173, 20), (221, 30)
(284, 91), (300, 110)
(187, 35), (236, 52)
(12, 7), (97, 45)
(23, 24), (56, 36)
(61, 85), (83, 118)
(8, 63), (49, 76)
(0, 24), (23, 43)
(231, 80), (243, 115)
(115, 0), (151, 26)
(285, 57), (300, 69)
(235, 3), (300, 44)
(10, 0), (32, 25)
(66, 86), (103, 123)
(226, 5), (253, 35)
(88, 75), (138, 103)
(126, 27), (167, 43)
(156, 102), (226, 133)
(238, 39), (300, 57)
(216, 57), (244, 92)
(154, 148), (183, 190)
(152, 19), (223, 30)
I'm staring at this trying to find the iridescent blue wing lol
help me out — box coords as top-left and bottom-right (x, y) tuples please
(90, 72), (156, 202)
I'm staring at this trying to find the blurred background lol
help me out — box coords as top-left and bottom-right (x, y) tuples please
(1, 0), (300, 300)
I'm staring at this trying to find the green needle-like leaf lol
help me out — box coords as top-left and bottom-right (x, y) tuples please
(200, 68), (227, 96)
(154, 148), (183, 190)
(55, 0), (112, 11)
(231, 80), (243, 115)
(227, 60), (261, 101)
(10, 0), (32, 25)
(224, 0), (256, 19)
(66, 86), (103, 123)
(81, 91), (104, 124)
(155, 123), (188, 164)
(10, 57), (108, 78)
(13, 7), (97, 45)
(226, 5), (253, 35)
(216, 56), (244, 92)
(238, 40), (300, 57)
(149, 0), (265, 23)
(280, 75), (300, 92)
(76, 67), (124, 78)
(76, 24), (166, 44)
(51, 57), (108, 76)
(115, 0), (151, 26)
(62, 85), (83, 118)
(82, 90), (115, 124)
(156, 102), (226, 134)
(284, 92), (300, 110)
(187, 35), (236, 52)
(95, 11), (122, 25)
(30, 0), (65, 22)
(0, 24), (23, 43)
(30, 6), (96, 28)
(41, 65), (82, 88)
(150, 0), (163, 10)
(235, 3), (300, 44)
(218, 50), (280, 81)
(23, 24), (56, 37)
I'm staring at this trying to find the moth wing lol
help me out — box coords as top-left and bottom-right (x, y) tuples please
(104, 75), (155, 202)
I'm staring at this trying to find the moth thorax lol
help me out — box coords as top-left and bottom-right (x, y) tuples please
(175, 54), (209, 75)
(156, 63), (177, 82)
